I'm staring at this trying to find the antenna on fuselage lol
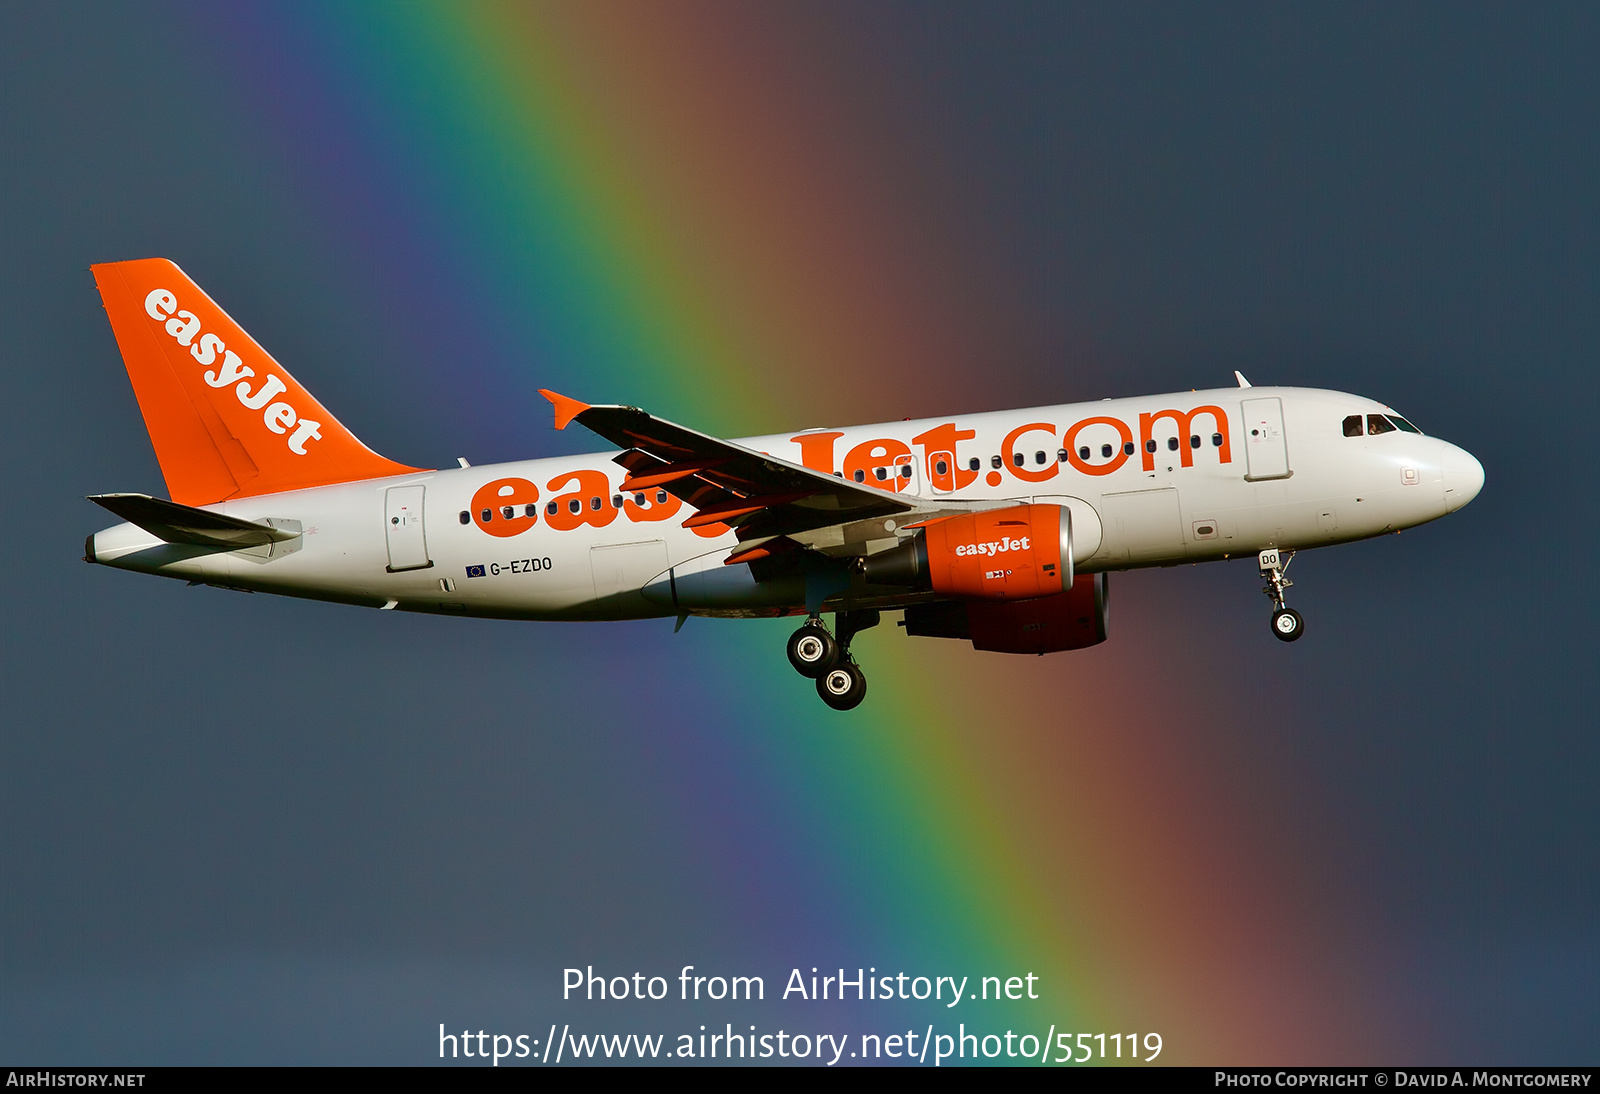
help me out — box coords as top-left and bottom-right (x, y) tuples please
(1234, 371), (1253, 388)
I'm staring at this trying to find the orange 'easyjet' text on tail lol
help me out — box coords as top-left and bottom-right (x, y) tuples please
(92, 258), (422, 506)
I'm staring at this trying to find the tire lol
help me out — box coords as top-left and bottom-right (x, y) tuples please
(1271, 608), (1305, 642)
(787, 623), (839, 678)
(816, 660), (868, 711)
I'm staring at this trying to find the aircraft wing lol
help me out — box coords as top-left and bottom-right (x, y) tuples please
(540, 390), (919, 544)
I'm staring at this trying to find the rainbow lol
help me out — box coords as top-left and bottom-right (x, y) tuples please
(190, 2), (1391, 1062)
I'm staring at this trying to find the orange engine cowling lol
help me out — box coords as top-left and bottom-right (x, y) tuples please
(920, 503), (1071, 601)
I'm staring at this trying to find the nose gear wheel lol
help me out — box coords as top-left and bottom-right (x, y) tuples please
(1259, 549), (1305, 642)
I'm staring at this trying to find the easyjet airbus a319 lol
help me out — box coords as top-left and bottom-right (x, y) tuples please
(85, 259), (1483, 709)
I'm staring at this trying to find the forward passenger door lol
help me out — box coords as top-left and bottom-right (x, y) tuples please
(1242, 397), (1291, 480)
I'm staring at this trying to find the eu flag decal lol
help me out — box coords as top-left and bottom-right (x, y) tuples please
(465, 565), (486, 579)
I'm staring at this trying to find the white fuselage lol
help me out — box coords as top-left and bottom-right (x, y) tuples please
(89, 386), (1483, 620)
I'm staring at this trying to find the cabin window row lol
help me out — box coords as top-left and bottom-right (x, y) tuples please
(852, 464), (914, 483)
(922, 434), (1233, 479)
(932, 457), (988, 476)
(459, 488), (673, 524)
(1063, 434), (1225, 461)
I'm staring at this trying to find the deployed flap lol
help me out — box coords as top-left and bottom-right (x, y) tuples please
(540, 391), (915, 539)
(89, 493), (300, 548)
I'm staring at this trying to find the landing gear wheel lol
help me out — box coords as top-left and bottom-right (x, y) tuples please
(816, 660), (868, 711)
(1259, 550), (1304, 644)
(787, 622), (839, 678)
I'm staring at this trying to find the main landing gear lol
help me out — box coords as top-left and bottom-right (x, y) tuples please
(787, 610), (879, 710)
(1259, 548), (1305, 642)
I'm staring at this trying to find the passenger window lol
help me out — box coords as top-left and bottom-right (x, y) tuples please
(854, 469), (866, 482)
(1343, 415), (1363, 438)
(1167, 437), (1179, 451)
(1212, 433), (1223, 447)
(969, 457), (981, 471)
(991, 455), (1002, 469)
(1034, 450), (1046, 465)
(1078, 446), (1090, 460)
(480, 508), (493, 522)
(612, 494), (623, 508)
(1368, 414), (1396, 435)
(458, 510), (470, 525)
(1189, 434), (1200, 449)
(524, 504), (537, 518)
(546, 501), (558, 516)
(1145, 439), (1157, 453)
(589, 496), (603, 510)
(1124, 442), (1135, 456)
(900, 464), (912, 479)
(935, 459), (949, 476)
(1012, 452), (1025, 467)
(874, 466), (887, 480)
(501, 506), (515, 520)
(634, 493), (646, 505)
(656, 490), (669, 504)
(568, 499), (581, 514)
(1390, 415), (1422, 434)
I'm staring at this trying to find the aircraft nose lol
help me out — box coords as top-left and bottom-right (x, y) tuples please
(1441, 444), (1484, 513)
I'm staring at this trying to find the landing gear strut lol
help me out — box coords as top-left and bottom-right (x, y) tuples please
(788, 610), (878, 710)
(1259, 548), (1304, 642)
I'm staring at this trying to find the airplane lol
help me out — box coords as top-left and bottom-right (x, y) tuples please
(84, 259), (1484, 710)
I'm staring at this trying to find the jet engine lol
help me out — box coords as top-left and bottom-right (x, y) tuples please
(861, 503), (1072, 600)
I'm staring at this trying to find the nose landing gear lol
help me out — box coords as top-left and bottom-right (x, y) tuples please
(1259, 548), (1304, 642)
(787, 610), (878, 709)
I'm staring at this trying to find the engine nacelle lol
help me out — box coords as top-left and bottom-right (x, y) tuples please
(863, 503), (1072, 601)
(902, 572), (1110, 655)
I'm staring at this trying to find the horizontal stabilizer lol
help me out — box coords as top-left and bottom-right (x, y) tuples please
(88, 493), (299, 548)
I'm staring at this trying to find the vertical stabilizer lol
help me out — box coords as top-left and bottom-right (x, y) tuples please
(91, 258), (422, 505)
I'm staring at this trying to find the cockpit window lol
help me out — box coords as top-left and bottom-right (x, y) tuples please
(1343, 415), (1363, 438)
(1389, 414), (1422, 434)
(1367, 414), (1396, 435)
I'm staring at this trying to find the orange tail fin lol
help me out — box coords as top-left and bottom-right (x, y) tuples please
(91, 258), (422, 505)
